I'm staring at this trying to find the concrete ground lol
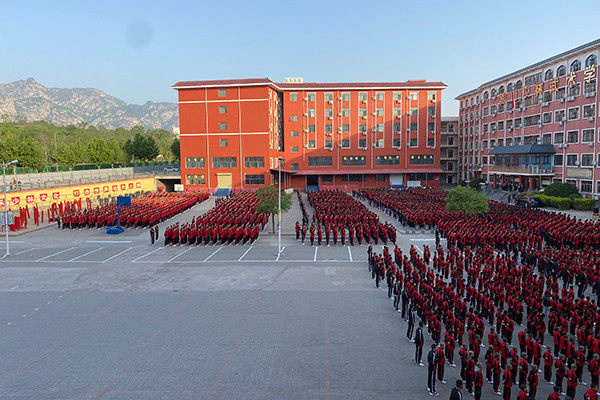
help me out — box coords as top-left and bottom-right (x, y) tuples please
(0, 194), (569, 399)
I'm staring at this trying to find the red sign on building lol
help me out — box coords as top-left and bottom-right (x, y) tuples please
(26, 195), (35, 204)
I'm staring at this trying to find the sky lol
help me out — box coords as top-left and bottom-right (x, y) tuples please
(1, 0), (600, 116)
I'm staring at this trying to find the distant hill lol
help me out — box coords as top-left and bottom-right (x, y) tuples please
(0, 78), (178, 130)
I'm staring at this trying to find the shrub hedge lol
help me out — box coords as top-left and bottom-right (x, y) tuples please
(531, 194), (595, 211)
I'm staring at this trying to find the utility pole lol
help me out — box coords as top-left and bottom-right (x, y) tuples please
(2, 159), (18, 257)
(277, 157), (284, 255)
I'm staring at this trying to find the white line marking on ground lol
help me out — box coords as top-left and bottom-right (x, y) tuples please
(238, 246), (253, 261)
(410, 238), (435, 241)
(203, 247), (222, 262)
(102, 247), (134, 263)
(168, 247), (191, 262)
(347, 247), (353, 262)
(13, 248), (38, 256)
(35, 247), (75, 262)
(68, 247), (103, 262)
(414, 246), (424, 255)
(85, 240), (133, 244)
(276, 246), (285, 261)
(314, 247), (318, 261)
(132, 247), (162, 263)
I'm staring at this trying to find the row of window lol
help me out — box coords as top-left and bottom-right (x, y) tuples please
(462, 129), (600, 153)
(185, 174), (265, 186)
(289, 91), (436, 102)
(293, 122), (433, 133)
(461, 54), (597, 107)
(306, 154), (433, 167)
(289, 106), (435, 120)
(463, 153), (600, 168)
(292, 137), (435, 151)
(186, 156), (266, 169)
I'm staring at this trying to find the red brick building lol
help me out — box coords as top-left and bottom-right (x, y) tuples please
(173, 78), (446, 190)
(457, 39), (600, 195)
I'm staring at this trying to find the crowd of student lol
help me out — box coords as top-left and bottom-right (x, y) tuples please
(60, 192), (207, 229)
(362, 187), (600, 400)
(163, 191), (268, 246)
(293, 190), (396, 246)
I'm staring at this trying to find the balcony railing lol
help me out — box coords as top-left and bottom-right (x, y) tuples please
(488, 165), (554, 175)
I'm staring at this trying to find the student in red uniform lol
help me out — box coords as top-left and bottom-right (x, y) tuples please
(584, 383), (599, 400)
(566, 364), (578, 399)
(527, 365), (539, 399)
(474, 362), (484, 400)
(503, 365), (513, 399)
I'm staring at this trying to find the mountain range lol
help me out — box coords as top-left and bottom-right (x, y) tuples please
(0, 78), (178, 130)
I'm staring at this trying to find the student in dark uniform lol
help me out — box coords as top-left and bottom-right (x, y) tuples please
(415, 321), (424, 366)
(449, 380), (463, 400)
(150, 225), (155, 245)
(407, 305), (415, 341)
(427, 344), (438, 396)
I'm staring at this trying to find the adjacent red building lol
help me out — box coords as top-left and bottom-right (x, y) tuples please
(173, 78), (446, 190)
(457, 39), (600, 195)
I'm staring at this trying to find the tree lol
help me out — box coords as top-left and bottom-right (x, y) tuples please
(543, 182), (580, 198)
(123, 132), (159, 161)
(469, 178), (485, 191)
(445, 186), (490, 215)
(139, 135), (159, 161)
(87, 137), (112, 164)
(256, 185), (292, 233)
(170, 139), (180, 160)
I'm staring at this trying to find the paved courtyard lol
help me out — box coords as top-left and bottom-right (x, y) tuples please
(0, 196), (558, 400)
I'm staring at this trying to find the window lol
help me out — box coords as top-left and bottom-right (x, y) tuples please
(245, 174), (264, 185)
(506, 138), (513, 146)
(583, 129), (594, 142)
(341, 155), (366, 166)
(325, 124), (332, 133)
(185, 157), (205, 168)
(324, 92), (333, 102)
(409, 107), (418, 116)
(428, 107), (436, 117)
(359, 92), (368, 102)
(586, 54), (597, 68)
(290, 115), (298, 122)
(218, 89), (226, 97)
(543, 91), (553, 103)
(544, 69), (554, 81)
(359, 108), (367, 117)
(409, 92), (418, 101)
(375, 92), (384, 101)
(290, 93), (298, 102)
(497, 139), (504, 146)
(581, 180), (593, 193)
(542, 133), (552, 144)
(554, 154), (563, 166)
(290, 131), (298, 137)
(554, 110), (565, 122)
(410, 122), (418, 131)
(554, 132), (564, 144)
(557, 65), (567, 77)
(582, 154), (594, 167)
(556, 87), (566, 100)
(341, 174), (365, 183)
(308, 109), (316, 117)
(393, 92), (402, 101)
(567, 131), (579, 143)
(290, 146), (299, 153)
(186, 174), (205, 185)
(244, 156), (264, 168)
(308, 124), (316, 133)
(212, 157), (236, 168)
(583, 104), (595, 118)
(515, 80), (523, 89)
(524, 114), (541, 127)
(219, 122), (227, 130)
(570, 60), (581, 73)
(568, 107), (580, 120)
(393, 138), (401, 147)
(218, 106), (227, 113)
(342, 123), (350, 132)
(482, 140), (488, 149)
(569, 83), (580, 97)
(307, 140), (316, 148)
(428, 91), (436, 101)
(374, 123), (383, 133)
(324, 139), (332, 149)
(359, 138), (366, 148)
(359, 123), (367, 132)
(307, 93), (316, 101)
(342, 108), (350, 117)
(219, 138), (228, 147)
(427, 138), (435, 147)
(340, 139), (350, 148)
(525, 72), (542, 86)
(375, 107), (384, 116)
(321, 175), (333, 183)
(566, 154), (578, 166)
(324, 109), (334, 117)
(290, 163), (299, 171)
(340, 92), (350, 101)
(393, 122), (401, 132)
(409, 138), (418, 147)
(448, 137), (454, 145)
(376, 155), (400, 166)
(308, 156), (332, 166)
(374, 138), (384, 148)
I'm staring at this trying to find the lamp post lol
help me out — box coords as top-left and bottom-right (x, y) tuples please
(277, 157), (284, 255)
(2, 159), (18, 257)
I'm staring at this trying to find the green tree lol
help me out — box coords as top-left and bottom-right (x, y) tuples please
(139, 135), (159, 161)
(170, 139), (180, 160)
(87, 137), (112, 164)
(256, 185), (292, 233)
(445, 186), (490, 215)
(469, 178), (485, 191)
(543, 182), (580, 198)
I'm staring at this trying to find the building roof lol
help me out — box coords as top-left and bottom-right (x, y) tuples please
(172, 78), (446, 90)
(456, 37), (600, 99)
(489, 144), (556, 155)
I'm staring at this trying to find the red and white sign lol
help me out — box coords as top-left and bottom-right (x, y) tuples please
(11, 197), (20, 206)
(136, 182), (142, 188)
(84, 188), (91, 196)
(73, 190), (80, 197)
(26, 195), (35, 204)
(52, 192), (60, 200)
(40, 193), (48, 202)
(94, 187), (100, 194)
(128, 183), (134, 189)
(120, 184), (126, 190)
(103, 186), (109, 193)
(112, 185), (118, 192)
(0, 198), (4, 207)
